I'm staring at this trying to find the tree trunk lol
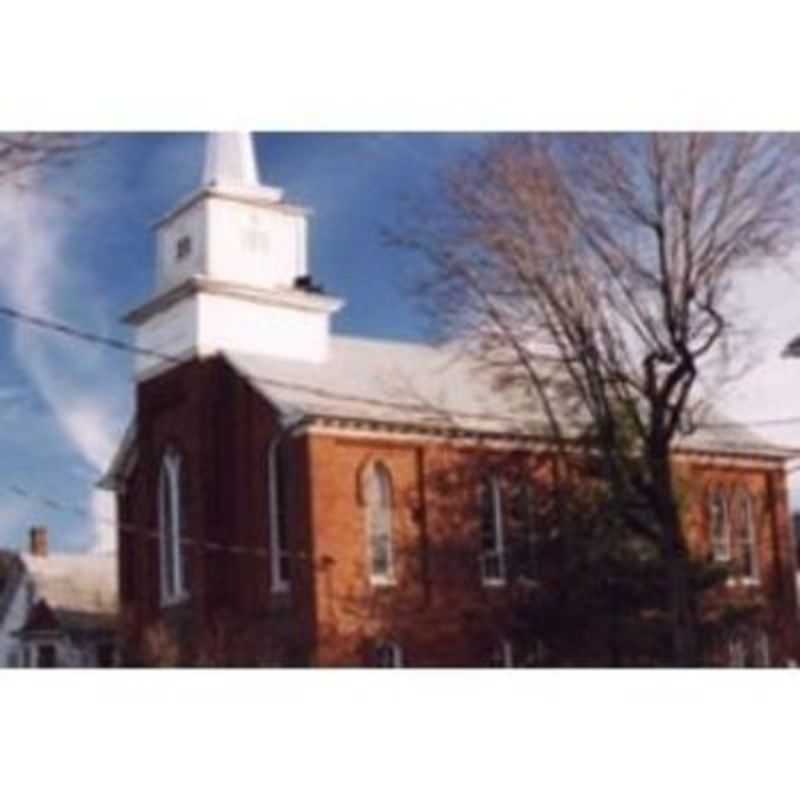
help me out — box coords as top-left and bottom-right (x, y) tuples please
(651, 446), (699, 666)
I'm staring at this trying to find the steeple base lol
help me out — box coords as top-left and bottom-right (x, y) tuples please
(126, 277), (344, 380)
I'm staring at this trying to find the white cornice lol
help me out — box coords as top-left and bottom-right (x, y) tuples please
(152, 185), (309, 229)
(123, 276), (344, 326)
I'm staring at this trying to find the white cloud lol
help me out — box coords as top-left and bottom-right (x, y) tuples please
(0, 168), (126, 550)
(716, 260), (800, 507)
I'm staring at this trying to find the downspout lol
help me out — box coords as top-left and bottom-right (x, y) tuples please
(267, 411), (310, 592)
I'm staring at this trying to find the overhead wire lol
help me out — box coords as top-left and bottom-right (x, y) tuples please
(2, 301), (800, 431)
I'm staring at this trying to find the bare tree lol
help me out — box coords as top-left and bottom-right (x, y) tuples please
(388, 133), (800, 666)
(0, 133), (96, 185)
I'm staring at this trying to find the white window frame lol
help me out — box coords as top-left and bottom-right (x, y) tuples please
(755, 631), (770, 667)
(479, 477), (506, 586)
(159, 448), (188, 606)
(269, 441), (292, 594)
(373, 640), (403, 667)
(708, 486), (731, 563)
(728, 637), (745, 668)
(733, 489), (759, 585)
(365, 462), (395, 586)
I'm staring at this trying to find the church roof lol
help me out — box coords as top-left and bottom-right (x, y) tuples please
(100, 334), (799, 492)
(225, 334), (797, 459)
(226, 335), (552, 437)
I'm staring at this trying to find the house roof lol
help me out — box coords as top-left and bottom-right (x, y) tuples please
(17, 553), (118, 637)
(99, 334), (800, 490)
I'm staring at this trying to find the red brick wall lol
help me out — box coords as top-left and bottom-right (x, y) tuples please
(306, 435), (799, 667)
(118, 355), (799, 666)
(119, 356), (316, 665)
(676, 455), (799, 664)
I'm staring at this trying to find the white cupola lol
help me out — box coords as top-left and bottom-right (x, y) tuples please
(125, 132), (343, 377)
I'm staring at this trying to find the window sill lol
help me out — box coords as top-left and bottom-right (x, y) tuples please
(369, 576), (396, 588)
(481, 578), (507, 589)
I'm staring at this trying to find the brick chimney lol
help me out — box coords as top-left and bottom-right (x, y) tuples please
(29, 526), (48, 557)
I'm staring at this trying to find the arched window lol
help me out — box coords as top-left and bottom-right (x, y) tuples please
(508, 482), (536, 577)
(159, 448), (189, 604)
(373, 640), (403, 667)
(268, 440), (292, 593)
(479, 476), (506, 585)
(732, 488), (759, 582)
(708, 485), (731, 563)
(363, 461), (394, 584)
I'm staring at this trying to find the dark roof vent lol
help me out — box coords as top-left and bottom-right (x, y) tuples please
(294, 275), (325, 295)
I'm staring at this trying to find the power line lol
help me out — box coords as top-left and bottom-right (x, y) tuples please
(7, 483), (273, 560)
(3, 300), (800, 434)
(0, 302), (543, 427)
(0, 304), (183, 366)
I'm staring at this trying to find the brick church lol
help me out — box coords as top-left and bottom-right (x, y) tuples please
(101, 133), (800, 667)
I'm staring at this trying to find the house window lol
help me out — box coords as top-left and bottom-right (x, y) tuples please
(373, 640), (403, 667)
(159, 448), (189, 605)
(479, 476), (506, 585)
(363, 462), (394, 584)
(708, 486), (731, 562)
(37, 644), (56, 668)
(489, 639), (514, 667)
(732, 488), (758, 582)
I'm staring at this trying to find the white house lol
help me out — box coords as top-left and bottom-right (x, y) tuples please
(0, 527), (118, 667)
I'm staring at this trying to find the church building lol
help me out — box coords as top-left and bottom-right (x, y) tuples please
(101, 133), (800, 667)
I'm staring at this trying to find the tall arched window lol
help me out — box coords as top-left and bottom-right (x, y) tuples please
(708, 485), (731, 563)
(363, 461), (394, 584)
(508, 482), (536, 577)
(479, 476), (506, 585)
(733, 488), (759, 582)
(268, 440), (292, 593)
(159, 448), (188, 604)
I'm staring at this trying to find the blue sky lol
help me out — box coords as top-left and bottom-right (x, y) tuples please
(1, 132), (800, 553)
(0, 133), (485, 552)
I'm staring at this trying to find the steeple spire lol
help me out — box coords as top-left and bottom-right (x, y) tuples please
(203, 131), (259, 187)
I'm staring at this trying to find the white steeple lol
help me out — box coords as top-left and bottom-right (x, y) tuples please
(125, 131), (344, 378)
(203, 131), (259, 187)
